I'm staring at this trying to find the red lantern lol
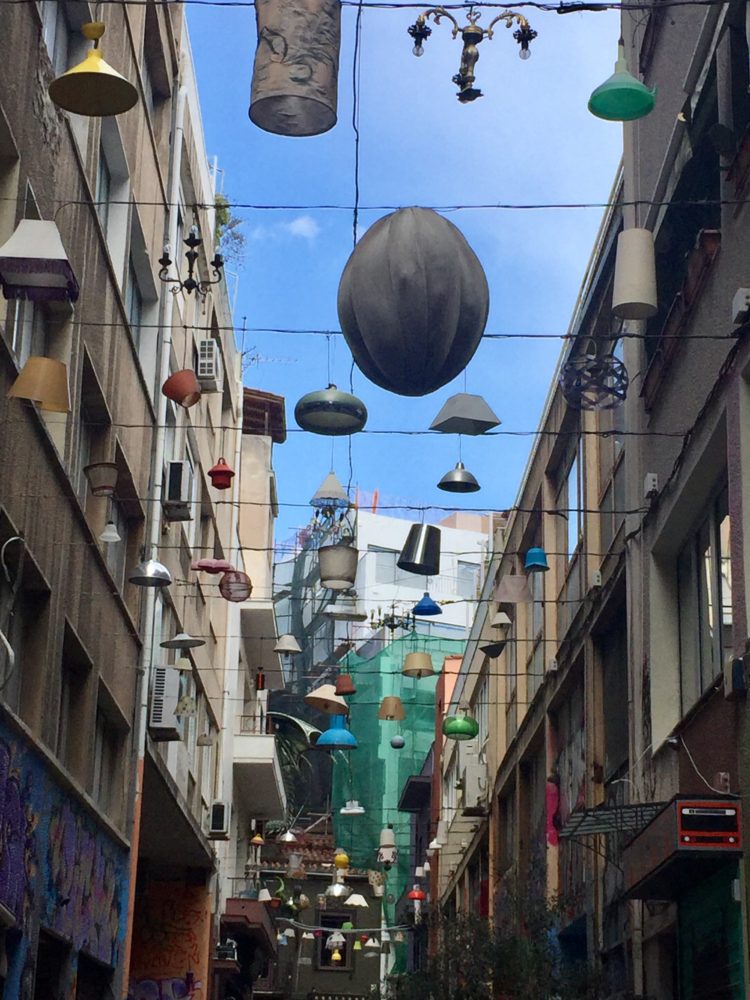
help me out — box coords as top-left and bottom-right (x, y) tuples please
(407, 887), (426, 901)
(208, 457), (235, 490)
(219, 571), (252, 602)
(256, 671), (266, 691)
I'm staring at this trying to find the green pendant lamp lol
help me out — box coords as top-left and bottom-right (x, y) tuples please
(588, 40), (655, 122)
(442, 707), (479, 741)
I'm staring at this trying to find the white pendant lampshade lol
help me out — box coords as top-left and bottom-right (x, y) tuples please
(0, 220), (79, 303)
(490, 610), (512, 631)
(344, 893), (368, 907)
(612, 228), (657, 320)
(98, 520), (121, 544)
(275, 634), (302, 655)
(258, 888), (272, 902)
(305, 683), (350, 715)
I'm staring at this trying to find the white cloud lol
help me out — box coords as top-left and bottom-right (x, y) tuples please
(283, 215), (320, 241)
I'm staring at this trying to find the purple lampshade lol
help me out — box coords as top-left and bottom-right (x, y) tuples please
(0, 220), (79, 303)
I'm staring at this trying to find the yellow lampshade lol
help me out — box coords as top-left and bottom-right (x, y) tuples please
(334, 848), (350, 869)
(49, 23), (138, 117)
(378, 696), (406, 721)
(7, 357), (70, 412)
(331, 948), (342, 962)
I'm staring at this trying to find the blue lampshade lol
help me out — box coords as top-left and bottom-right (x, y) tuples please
(316, 713), (358, 750)
(412, 591), (442, 616)
(524, 547), (549, 572)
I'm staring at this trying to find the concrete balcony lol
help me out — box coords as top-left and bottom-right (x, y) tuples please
(233, 715), (287, 820)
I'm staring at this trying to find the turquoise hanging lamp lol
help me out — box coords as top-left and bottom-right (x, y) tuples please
(588, 40), (655, 122)
(524, 547), (549, 572)
(316, 713), (358, 750)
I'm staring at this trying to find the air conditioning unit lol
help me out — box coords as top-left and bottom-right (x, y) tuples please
(208, 799), (231, 840)
(461, 762), (488, 816)
(197, 338), (222, 392)
(149, 666), (181, 741)
(163, 460), (193, 521)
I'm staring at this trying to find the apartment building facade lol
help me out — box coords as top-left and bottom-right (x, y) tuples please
(0, 4), (257, 999)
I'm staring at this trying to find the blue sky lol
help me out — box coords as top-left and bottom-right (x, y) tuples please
(186, 2), (623, 541)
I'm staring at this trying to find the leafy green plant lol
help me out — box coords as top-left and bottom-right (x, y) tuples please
(215, 193), (246, 267)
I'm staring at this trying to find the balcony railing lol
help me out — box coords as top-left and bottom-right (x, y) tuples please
(238, 711), (272, 736)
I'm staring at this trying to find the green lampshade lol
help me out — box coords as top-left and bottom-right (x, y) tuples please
(442, 715), (479, 741)
(588, 43), (655, 122)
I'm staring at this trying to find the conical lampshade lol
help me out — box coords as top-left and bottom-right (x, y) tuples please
(378, 696), (406, 721)
(129, 558), (172, 587)
(316, 714), (357, 749)
(49, 23), (139, 117)
(588, 42), (656, 122)
(311, 471), (350, 509)
(490, 611), (512, 631)
(412, 591), (442, 616)
(305, 683), (350, 715)
(161, 631), (206, 650)
(429, 393), (500, 434)
(397, 524), (441, 576)
(275, 634), (302, 655)
(402, 652), (434, 678)
(437, 461), (481, 493)
(7, 357), (70, 412)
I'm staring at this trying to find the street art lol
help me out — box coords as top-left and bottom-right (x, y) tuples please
(0, 714), (129, 1000)
(129, 882), (210, 1000)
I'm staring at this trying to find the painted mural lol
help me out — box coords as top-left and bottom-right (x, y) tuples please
(0, 713), (130, 1000)
(128, 881), (210, 1000)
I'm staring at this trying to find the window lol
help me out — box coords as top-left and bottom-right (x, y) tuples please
(677, 485), (731, 714)
(184, 440), (200, 549)
(56, 626), (91, 780)
(41, 1), (70, 75)
(125, 258), (144, 349)
(457, 560), (480, 599)
(505, 619), (517, 742)
(498, 788), (516, 874)
(103, 500), (129, 589)
(75, 403), (94, 508)
(475, 672), (489, 747)
(92, 703), (120, 813)
(371, 546), (398, 584)
(96, 144), (112, 236)
(8, 298), (47, 367)
(316, 912), (354, 970)
(560, 444), (583, 560)
(442, 754), (457, 826)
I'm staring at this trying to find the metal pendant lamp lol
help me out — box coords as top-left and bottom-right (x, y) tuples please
(490, 611), (512, 631)
(378, 696), (405, 721)
(430, 393), (500, 435)
(438, 461), (481, 493)
(129, 556), (172, 587)
(402, 652), (434, 679)
(49, 22), (139, 117)
(295, 384), (367, 435)
(161, 631), (206, 650)
(305, 683), (350, 715)
(316, 714), (358, 749)
(588, 40), (656, 121)
(412, 592), (442, 616)
(397, 524), (441, 576)
(7, 357), (70, 412)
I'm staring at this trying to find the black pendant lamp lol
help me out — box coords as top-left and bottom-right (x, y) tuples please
(437, 461), (480, 493)
(397, 524), (441, 576)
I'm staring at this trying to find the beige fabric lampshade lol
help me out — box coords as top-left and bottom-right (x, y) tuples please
(490, 611), (512, 630)
(495, 574), (533, 603)
(378, 696), (406, 721)
(7, 357), (70, 412)
(612, 228), (657, 319)
(402, 652), (434, 679)
(304, 683), (350, 715)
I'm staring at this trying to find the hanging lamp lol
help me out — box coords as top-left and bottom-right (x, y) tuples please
(524, 547), (549, 572)
(219, 571), (252, 602)
(442, 707), (479, 740)
(412, 591), (442, 616)
(495, 573), (533, 603)
(83, 462), (119, 497)
(161, 631), (206, 650)
(311, 471), (350, 510)
(334, 847), (350, 869)
(430, 393), (500, 434)
(612, 227), (658, 319)
(378, 696), (405, 721)
(316, 714), (358, 749)
(344, 893), (368, 907)
(335, 673), (357, 696)
(304, 683), (350, 715)
(7, 357), (70, 412)
(0, 219), (79, 303)
(402, 651), (434, 679)
(588, 40), (656, 121)
(258, 888), (273, 902)
(162, 369), (201, 408)
(353, 939), (363, 951)
(250, 833), (265, 846)
(278, 829), (298, 844)
(340, 799), (366, 815)
(208, 457), (235, 490)
(323, 592), (367, 621)
(98, 520), (121, 544)
(129, 557), (172, 587)
(397, 524), (441, 576)
(191, 558), (234, 574)
(48, 22), (138, 116)
(391, 734), (405, 749)
(295, 384), (367, 435)
(319, 541), (358, 590)
(490, 611), (512, 632)
(437, 461), (481, 493)
(275, 634), (302, 655)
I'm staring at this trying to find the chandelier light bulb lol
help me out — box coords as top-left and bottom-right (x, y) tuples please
(519, 45), (531, 60)
(413, 44), (424, 57)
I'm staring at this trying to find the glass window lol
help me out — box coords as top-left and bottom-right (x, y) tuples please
(678, 486), (731, 713)
(42, 1), (70, 75)
(9, 299), (46, 367)
(457, 560), (480, 599)
(104, 500), (128, 590)
(475, 673), (489, 747)
(370, 546), (397, 585)
(125, 260), (143, 349)
(316, 912), (354, 970)
(96, 146), (111, 235)
(92, 706), (117, 812)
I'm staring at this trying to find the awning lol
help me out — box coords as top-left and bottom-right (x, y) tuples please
(559, 802), (666, 839)
(221, 898), (277, 956)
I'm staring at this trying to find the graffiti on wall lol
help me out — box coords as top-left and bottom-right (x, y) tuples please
(129, 881), (210, 1000)
(0, 716), (130, 1000)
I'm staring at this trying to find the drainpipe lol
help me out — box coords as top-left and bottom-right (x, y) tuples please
(120, 79), (188, 996)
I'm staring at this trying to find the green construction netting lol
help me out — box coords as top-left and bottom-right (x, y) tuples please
(331, 632), (465, 971)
